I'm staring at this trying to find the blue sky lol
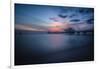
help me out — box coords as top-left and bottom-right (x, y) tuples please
(15, 4), (94, 31)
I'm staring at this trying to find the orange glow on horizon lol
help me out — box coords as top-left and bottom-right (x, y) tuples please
(49, 22), (65, 32)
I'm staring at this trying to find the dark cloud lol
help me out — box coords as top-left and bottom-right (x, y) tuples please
(70, 19), (80, 22)
(79, 8), (94, 14)
(69, 14), (77, 18)
(86, 18), (94, 24)
(58, 14), (68, 18)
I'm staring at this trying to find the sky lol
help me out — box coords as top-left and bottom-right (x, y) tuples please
(15, 3), (94, 32)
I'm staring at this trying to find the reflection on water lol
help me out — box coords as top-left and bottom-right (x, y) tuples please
(15, 33), (94, 65)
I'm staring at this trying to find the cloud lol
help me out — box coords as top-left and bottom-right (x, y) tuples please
(69, 14), (77, 18)
(79, 8), (94, 14)
(86, 18), (94, 24)
(58, 14), (68, 18)
(15, 24), (46, 31)
(70, 23), (94, 31)
(70, 19), (80, 22)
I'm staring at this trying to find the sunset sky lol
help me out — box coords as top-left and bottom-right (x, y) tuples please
(15, 4), (94, 32)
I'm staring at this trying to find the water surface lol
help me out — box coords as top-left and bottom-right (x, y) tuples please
(15, 33), (94, 65)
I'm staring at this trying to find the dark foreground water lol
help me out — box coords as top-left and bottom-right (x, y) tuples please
(15, 33), (94, 65)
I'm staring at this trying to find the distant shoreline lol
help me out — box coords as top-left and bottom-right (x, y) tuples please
(15, 30), (93, 35)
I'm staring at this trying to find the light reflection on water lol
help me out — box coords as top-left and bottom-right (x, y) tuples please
(15, 33), (94, 65)
(16, 34), (93, 53)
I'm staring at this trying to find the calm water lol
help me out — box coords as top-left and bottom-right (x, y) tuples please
(15, 33), (94, 65)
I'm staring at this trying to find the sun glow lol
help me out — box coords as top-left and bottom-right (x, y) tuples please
(49, 22), (65, 32)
